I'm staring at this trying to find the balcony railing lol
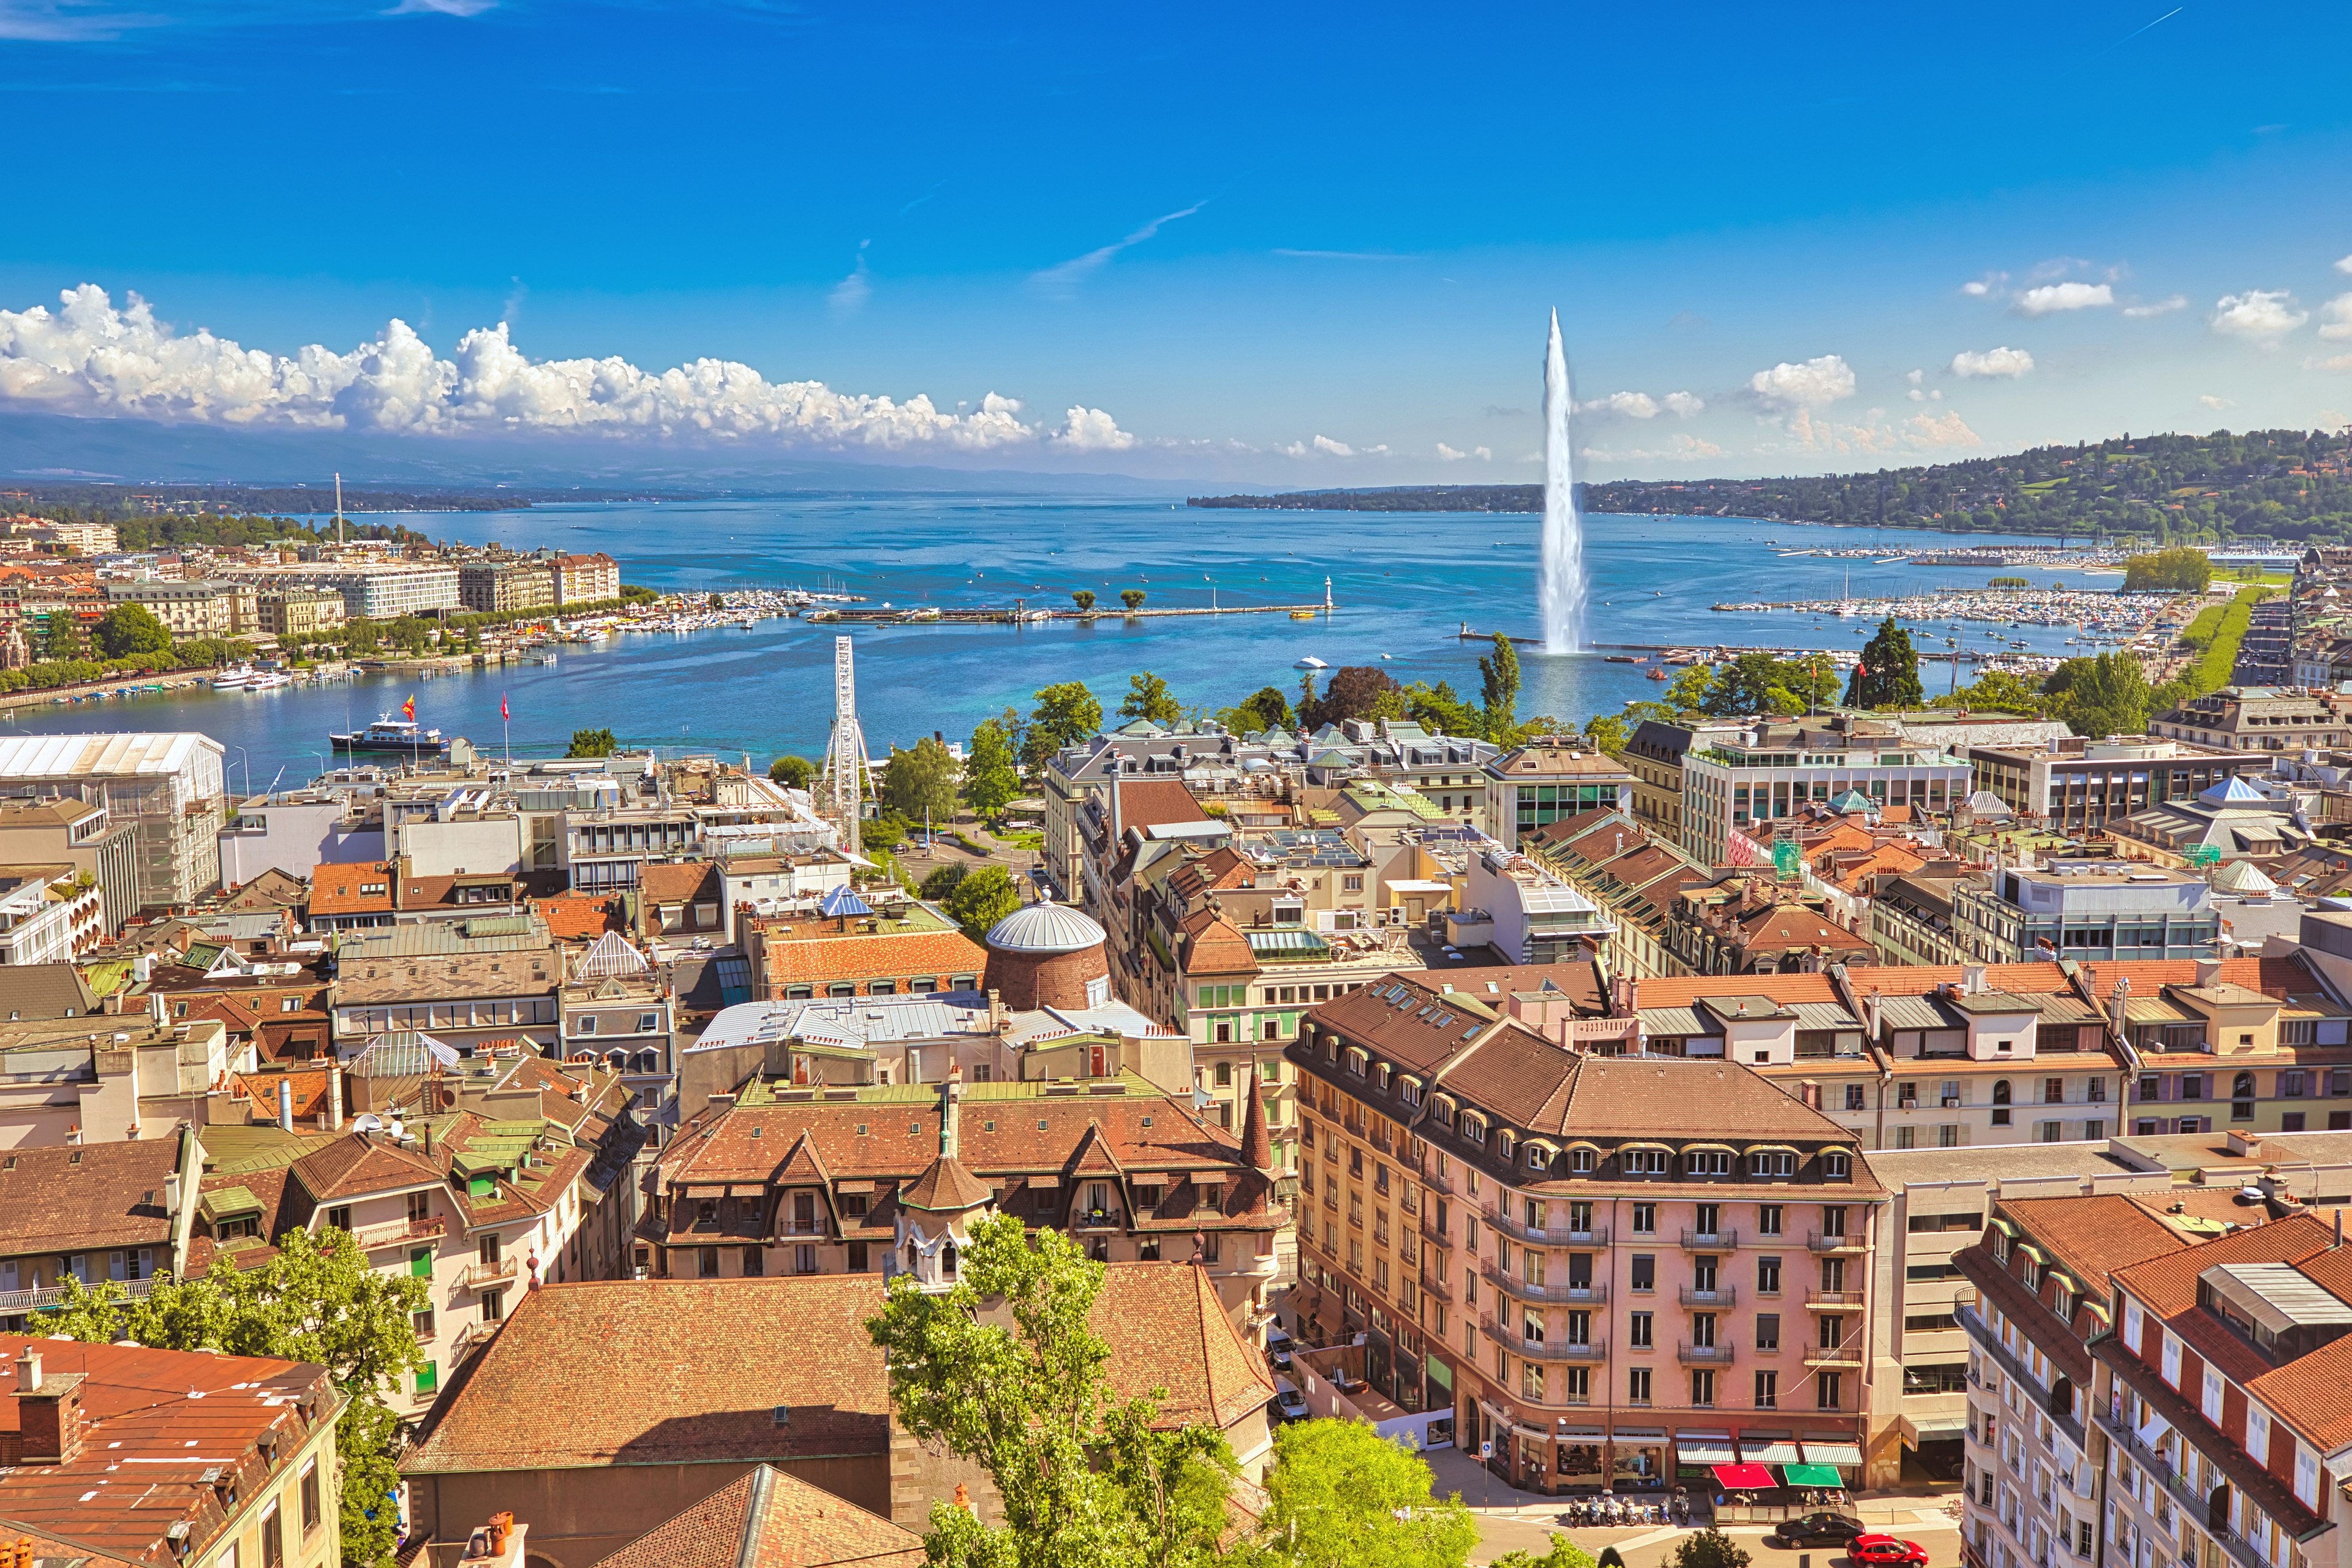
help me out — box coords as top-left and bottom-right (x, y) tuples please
(1485, 1203), (1605, 1248)
(1422, 1166), (1454, 1196)
(1803, 1340), (1864, 1366)
(1679, 1284), (1737, 1308)
(1072, 1209), (1123, 1232)
(2095, 1409), (2271, 1568)
(1961, 1303), (2085, 1450)
(451, 1319), (501, 1362)
(456, 1257), (519, 1292)
(1420, 1269), (1452, 1305)
(1808, 1230), (1864, 1254)
(1678, 1341), (1736, 1366)
(1806, 1288), (1867, 1309)
(775, 1218), (829, 1238)
(1482, 1316), (1606, 1361)
(1481, 1261), (1607, 1305)
(353, 1215), (446, 1252)
(0, 1276), (157, 1314)
(1680, 1227), (1739, 1250)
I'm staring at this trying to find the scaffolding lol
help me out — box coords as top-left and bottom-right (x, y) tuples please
(818, 635), (873, 856)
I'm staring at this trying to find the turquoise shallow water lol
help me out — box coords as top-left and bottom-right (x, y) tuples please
(2, 493), (2114, 783)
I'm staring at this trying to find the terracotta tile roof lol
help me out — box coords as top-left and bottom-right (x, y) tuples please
(1629, 973), (1841, 1010)
(2112, 1210), (2338, 1319)
(1177, 910), (1257, 977)
(535, 895), (630, 944)
(309, 859), (394, 916)
(0, 1336), (337, 1566)
(2076, 954), (2327, 1001)
(899, 1155), (992, 1212)
(760, 929), (987, 987)
(1110, 780), (1211, 829)
(407, 1268), (1268, 1475)
(1725, 903), (1875, 954)
(1167, 846), (1253, 902)
(1997, 1194), (2184, 1289)
(0, 1139), (180, 1256)
(587, 1464), (924, 1568)
(1839, 962), (2075, 996)
(235, 1069), (334, 1123)
(1432, 961), (1605, 1013)
(639, 861), (722, 908)
(1094, 1261), (1276, 1427)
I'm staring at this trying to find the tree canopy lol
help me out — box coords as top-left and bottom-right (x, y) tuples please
(1120, 589), (1147, 611)
(1221, 685), (1296, 734)
(1255, 1419), (1478, 1568)
(767, 753), (816, 789)
(1118, 671), (1183, 726)
(2124, 547), (2215, 592)
(1027, 681), (1105, 769)
(963, 719), (1022, 823)
(1477, 633), (1521, 740)
(565, 727), (617, 758)
(941, 864), (1023, 940)
(1301, 666), (1402, 730)
(883, 736), (961, 828)
(92, 603), (173, 658)
(1845, 618), (1925, 710)
(2045, 651), (2153, 737)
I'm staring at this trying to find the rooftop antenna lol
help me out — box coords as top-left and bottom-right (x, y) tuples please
(820, 635), (873, 857)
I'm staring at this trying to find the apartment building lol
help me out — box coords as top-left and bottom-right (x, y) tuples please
(0, 865), (86, 964)
(1954, 863), (2221, 965)
(560, 803), (698, 891)
(328, 921), (565, 1052)
(644, 1067), (1283, 1325)
(551, 551), (620, 606)
(0, 732), (227, 909)
(1622, 720), (1745, 845)
(2089, 1208), (2352, 1568)
(1482, 737), (1637, 851)
(0, 1130), (206, 1326)
(104, 578), (258, 638)
(1041, 728), (1272, 900)
(257, 586), (347, 638)
(1666, 873), (1880, 976)
(1525, 807), (1716, 981)
(1291, 973), (1885, 1488)
(1966, 734), (2266, 834)
(1459, 839), (1619, 967)
(2079, 954), (2352, 1135)
(2149, 685), (2352, 753)
(1677, 718), (1973, 867)
(1954, 1196), (2185, 1568)
(0, 795), (138, 937)
(298, 563), (462, 619)
(457, 560), (556, 615)
(559, 930), (677, 1120)
(1871, 871), (1974, 968)
(0, 1337), (344, 1568)
(743, 895), (987, 1001)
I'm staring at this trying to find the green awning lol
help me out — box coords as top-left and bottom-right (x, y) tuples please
(1782, 1463), (1843, 1489)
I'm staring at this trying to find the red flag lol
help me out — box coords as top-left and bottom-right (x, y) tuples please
(500, 694), (510, 722)
(402, 695), (415, 721)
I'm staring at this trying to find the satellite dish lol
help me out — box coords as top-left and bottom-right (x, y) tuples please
(352, 1114), (385, 1133)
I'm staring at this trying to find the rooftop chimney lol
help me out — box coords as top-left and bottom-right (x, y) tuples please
(458, 1512), (529, 1568)
(277, 1078), (294, 1133)
(2195, 957), (2223, 987)
(11, 1348), (86, 1466)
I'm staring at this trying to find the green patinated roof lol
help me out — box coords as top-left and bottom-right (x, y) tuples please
(200, 1185), (263, 1220)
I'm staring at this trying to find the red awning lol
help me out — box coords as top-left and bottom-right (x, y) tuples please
(1711, 1463), (1776, 1491)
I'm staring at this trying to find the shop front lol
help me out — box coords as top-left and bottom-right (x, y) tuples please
(1611, 1429), (1668, 1491)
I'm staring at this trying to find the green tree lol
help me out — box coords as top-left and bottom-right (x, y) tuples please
(42, 1228), (427, 1568)
(1844, 618), (1925, 709)
(941, 864), (1023, 940)
(883, 736), (960, 829)
(1120, 588), (1147, 611)
(919, 862), (970, 901)
(707, 592), (726, 609)
(2122, 547), (2214, 592)
(1477, 632), (1521, 741)
(38, 613), (88, 662)
(963, 719), (1022, 824)
(1224, 685), (1296, 734)
(1936, 669), (2045, 714)
(1026, 681), (1106, 769)
(1302, 666), (1402, 730)
(1583, 713), (1630, 753)
(1255, 1418), (1477, 1568)
(1705, 652), (1836, 716)
(767, 754), (816, 789)
(1118, 671), (1183, 726)
(867, 1213), (1237, 1568)
(1662, 663), (1717, 712)
(2047, 651), (2153, 737)
(1072, 589), (1097, 612)
(1403, 679), (1481, 737)
(92, 602), (173, 658)
(566, 727), (617, 758)
(1490, 1535), (1599, 1568)
(1667, 1530), (1752, 1568)
(867, 810), (911, 851)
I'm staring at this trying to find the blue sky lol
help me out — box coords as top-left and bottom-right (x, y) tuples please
(1, 0), (2348, 484)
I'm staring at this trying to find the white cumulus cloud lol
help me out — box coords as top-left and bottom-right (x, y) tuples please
(1903, 410), (1983, 450)
(2211, 290), (2309, 340)
(1747, 355), (1855, 410)
(1661, 391), (1704, 417)
(1903, 369), (1943, 404)
(2199, 394), (2234, 410)
(2337, 254), (2352, 276)
(1310, 434), (1354, 457)
(2015, 282), (2113, 315)
(0, 284), (1133, 454)
(1580, 391), (1658, 419)
(2122, 294), (2187, 318)
(2318, 293), (2352, 343)
(1578, 434), (1725, 464)
(1950, 346), (2035, 379)
(1436, 443), (1491, 462)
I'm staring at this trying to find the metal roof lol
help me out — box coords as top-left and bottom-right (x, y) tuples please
(1790, 1001), (1864, 1031)
(1874, 994), (1966, 1031)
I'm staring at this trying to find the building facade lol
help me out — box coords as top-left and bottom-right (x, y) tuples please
(1679, 722), (1972, 867)
(103, 578), (258, 639)
(1966, 736), (2267, 834)
(1483, 738), (1637, 852)
(457, 560), (556, 615)
(551, 552), (621, 606)
(258, 587), (349, 638)
(1953, 863), (2221, 965)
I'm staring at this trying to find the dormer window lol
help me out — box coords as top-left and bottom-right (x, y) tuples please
(1400, 1079), (1423, 1108)
(1525, 1144), (1548, 1172)
(1461, 1112), (1486, 1144)
(1431, 1098), (1455, 1128)
(1377, 1063), (1393, 1093)
(1686, 1150), (1731, 1177)
(1569, 1148), (1596, 1174)
(1822, 1152), (1852, 1178)
(1497, 1131), (1515, 1163)
(1344, 1047), (1368, 1077)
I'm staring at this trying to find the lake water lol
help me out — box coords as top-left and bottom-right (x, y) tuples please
(2, 493), (2121, 788)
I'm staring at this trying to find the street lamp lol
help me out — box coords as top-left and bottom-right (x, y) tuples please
(230, 745), (252, 805)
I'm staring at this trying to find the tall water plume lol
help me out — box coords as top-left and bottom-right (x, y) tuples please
(1539, 308), (1588, 655)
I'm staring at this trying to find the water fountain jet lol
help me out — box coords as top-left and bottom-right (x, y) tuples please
(1539, 308), (1588, 655)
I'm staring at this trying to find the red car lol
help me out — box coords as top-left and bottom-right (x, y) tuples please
(1849, 1536), (1929, 1567)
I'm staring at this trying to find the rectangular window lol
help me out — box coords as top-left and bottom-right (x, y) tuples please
(301, 1461), (322, 1532)
(1628, 1365), (1651, 1405)
(262, 1504), (284, 1568)
(1755, 1370), (1777, 1408)
(415, 1360), (439, 1396)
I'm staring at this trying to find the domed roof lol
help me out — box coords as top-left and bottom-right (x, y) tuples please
(984, 893), (1106, 955)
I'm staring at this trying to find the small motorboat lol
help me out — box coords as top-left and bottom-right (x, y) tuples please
(1294, 656), (1329, 670)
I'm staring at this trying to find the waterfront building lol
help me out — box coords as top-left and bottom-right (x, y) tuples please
(1952, 861), (2220, 965)
(642, 1065), (1283, 1323)
(0, 732), (227, 910)
(458, 559), (557, 615)
(1955, 1194), (2185, 1568)
(0, 1335), (344, 1567)
(2149, 685), (2352, 753)
(1524, 808), (1716, 980)
(1966, 734), (2268, 835)
(742, 894), (986, 1002)
(551, 551), (620, 606)
(1676, 717), (1972, 867)
(1482, 736), (1637, 851)
(256, 584), (347, 637)
(102, 577), (258, 638)
(0, 1129), (203, 1324)
(1290, 972), (1885, 1488)
(399, 1267), (1274, 1556)
(296, 562), (463, 619)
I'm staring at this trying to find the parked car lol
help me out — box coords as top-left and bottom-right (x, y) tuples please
(1264, 1327), (1295, 1373)
(1849, 1537), (1929, 1567)
(1273, 1381), (1308, 1423)
(1766, 1513), (1870, 1550)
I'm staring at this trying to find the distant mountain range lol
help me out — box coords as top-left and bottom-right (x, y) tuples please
(1191, 427), (2352, 540)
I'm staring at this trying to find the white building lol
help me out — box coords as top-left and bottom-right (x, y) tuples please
(0, 733), (228, 909)
(301, 564), (462, 619)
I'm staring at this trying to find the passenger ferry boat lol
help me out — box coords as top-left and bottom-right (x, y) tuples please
(330, 714), (446, 753)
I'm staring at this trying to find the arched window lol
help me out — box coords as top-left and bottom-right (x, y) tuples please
(1991, 1080), (2012, 1128)
(2232, 1071), (2256, 1121)
(941, 1242), (959, 1280)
